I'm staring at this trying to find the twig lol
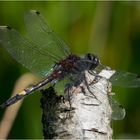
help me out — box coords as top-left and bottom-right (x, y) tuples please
(40, 69), (114, 139)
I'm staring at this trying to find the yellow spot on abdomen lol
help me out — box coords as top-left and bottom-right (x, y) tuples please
(18, 90), (26, 95)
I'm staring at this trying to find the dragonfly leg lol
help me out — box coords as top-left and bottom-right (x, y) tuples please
(83, 73), (101, 104)
(64, 82), (76, 113)
(79, 85), (98, 101)
(88, 70), (102, 85)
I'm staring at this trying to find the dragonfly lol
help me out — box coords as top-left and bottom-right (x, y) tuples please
(0, 10), (139, 120)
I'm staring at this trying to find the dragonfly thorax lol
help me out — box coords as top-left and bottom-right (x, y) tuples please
(59, 54), (81, 72)
(58, 53), (99, 75)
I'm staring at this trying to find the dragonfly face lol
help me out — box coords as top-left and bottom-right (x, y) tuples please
(0, 10), (140, 120)
(84, 53), (99, 70)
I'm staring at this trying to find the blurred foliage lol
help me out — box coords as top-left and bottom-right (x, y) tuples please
(0, 1), (140, 139)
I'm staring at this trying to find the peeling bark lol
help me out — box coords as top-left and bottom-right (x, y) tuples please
(40, 69), (115, 139)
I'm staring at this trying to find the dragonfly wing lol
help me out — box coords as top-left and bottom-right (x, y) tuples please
(109, 71), (140, 88)
(0, 26), (55, 77)
(54, 76), (73, 96)
(108, 96), (125, 120)
(94, 63), (112, 74)
(92, 84), (125, 120)
(95, 64), (140, 88)
(24, 10), (70, 61)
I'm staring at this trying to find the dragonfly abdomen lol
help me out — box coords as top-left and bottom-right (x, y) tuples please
(0, 91), (27, 108)
(0, 77), (53, 108)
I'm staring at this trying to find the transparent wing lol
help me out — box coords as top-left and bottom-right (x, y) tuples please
(92, 83), (125, 120)
(0, 10), (71, 77)
(0, 26), (57, 77)
(108, 96), (125, 120)
(109, 71), (140, 88)
(24, 10), (70, 61)
(54, 77), (71, 96)
(95, 64), (140, 88)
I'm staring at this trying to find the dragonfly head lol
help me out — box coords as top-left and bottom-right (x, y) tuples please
(84, 53), (100, 70)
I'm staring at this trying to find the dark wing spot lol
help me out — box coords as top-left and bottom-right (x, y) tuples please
(6, 26), (12, 30)
(35, 11), (40, 15)
(118, 104), (124, 108)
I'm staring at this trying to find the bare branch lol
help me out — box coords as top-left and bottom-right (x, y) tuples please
(41, 69), (114, 139)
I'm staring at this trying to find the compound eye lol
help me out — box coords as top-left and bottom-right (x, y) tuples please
(85, 53), (93, 60)
(85, 53), (99, 70)
(94, 57), (99, 64)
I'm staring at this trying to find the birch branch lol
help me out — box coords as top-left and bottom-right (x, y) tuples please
(40, 69), (115, 139)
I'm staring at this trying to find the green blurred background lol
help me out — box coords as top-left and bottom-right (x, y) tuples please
(0, 1), (140, 139)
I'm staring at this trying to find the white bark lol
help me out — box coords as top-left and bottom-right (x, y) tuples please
(53, 69), (115, 139)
